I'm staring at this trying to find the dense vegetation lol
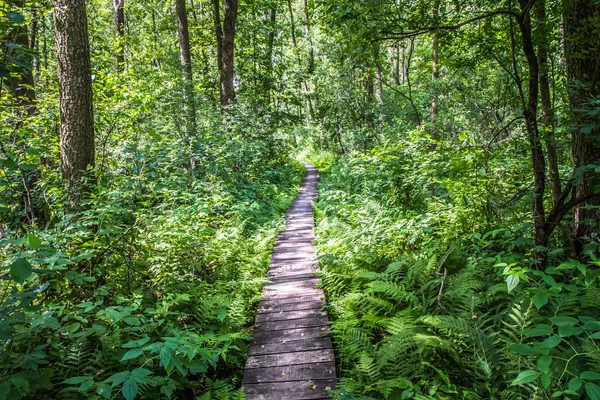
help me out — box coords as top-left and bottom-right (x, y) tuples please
(1, 0), (599, 399)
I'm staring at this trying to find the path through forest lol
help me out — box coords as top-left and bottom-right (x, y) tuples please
(242, 164), (336, 399)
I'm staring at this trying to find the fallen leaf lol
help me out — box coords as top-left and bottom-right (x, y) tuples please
(320, 327), (326, 331)
(325, 386), (332, 391)
(309, 385), (317, 390)
(282, 372), (286, 376)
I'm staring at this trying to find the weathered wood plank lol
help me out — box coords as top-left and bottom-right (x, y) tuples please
(260, 292), (324, 303)
(246, 349), (334, 369)
(249, 337), (333, 356)
(255, 316), (328, 332)
(255, 309), (327, 323)
(243, 379), (335, 400)
(257, 300), (325, 313)
(243, 362), (336, 384)
(252, 326), (329, 345)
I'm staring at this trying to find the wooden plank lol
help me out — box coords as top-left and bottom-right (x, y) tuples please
(255, 316), (328, 332)
(255, 309), (326, 323)
(261, 290), (324, 302)
(252, 326), (329, 345)
(267, 272), (317, 282)
(243, 379), (335, 400)
(249, 337), (332, 356)
(264, 278), (320, 291)
(243, 362), (336, 384)
(246, 349), (334, 369)
(257, 300), (324, 313)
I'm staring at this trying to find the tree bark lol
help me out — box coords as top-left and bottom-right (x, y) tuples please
(53, 0), (95, 205)
(430, 0), (440, 150)
(113, 0), (125, 70)
(212, 0), (238, 110)
(287, 0), (314, 122)
(175, 0), (196, 137)
(392, 42), (400, 85)
(534, 0), (561, 206)
(264, 6), (276, 104)
(8, 0), (36, 116)
(563, 0), (600, 254)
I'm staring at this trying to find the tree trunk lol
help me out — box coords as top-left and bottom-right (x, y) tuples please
(534, 0), (561, 206)
(392, 42), (400, 85)
(563, 0), (600, 255)
(9, 0), (36, 116)
(175, 0), (196, 138)
(430, 0), (440, 149)
(212, 0), (238, 110)
(53, 0), (95, 205)
(287, 0), (314, 122)
(264, 6), (276, 104)
(113, 0), (125, 70)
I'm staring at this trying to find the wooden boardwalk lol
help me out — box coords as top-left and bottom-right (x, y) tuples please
(243, 164), (336, 400)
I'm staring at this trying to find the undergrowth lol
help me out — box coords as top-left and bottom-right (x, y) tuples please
(309, 136), (600, 400)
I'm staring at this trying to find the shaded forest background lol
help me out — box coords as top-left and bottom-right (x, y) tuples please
(1, 0), (599, 399)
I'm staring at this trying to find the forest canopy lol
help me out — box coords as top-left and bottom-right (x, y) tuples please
(1, 0), (599, 399)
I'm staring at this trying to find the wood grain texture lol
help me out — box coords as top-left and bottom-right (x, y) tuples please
(243, 164), (336, 399)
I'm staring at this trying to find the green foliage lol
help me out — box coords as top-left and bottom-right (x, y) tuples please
(314, 145), (600, 399)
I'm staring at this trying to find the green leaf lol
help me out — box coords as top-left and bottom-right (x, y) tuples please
(122, 378), (138, 400)
(96, 383), (112, 399)
(160, 348), (172, 369)
(583, 321), (600, 331)
(541, 335), (561, 349)
(506, 275), (519, 293)
(549, 316), (578, 327)
(79, 379), (94, 392)
(121, 349), (143, 362)
(558, 325), (583, 337)
(581, 371), (600, 381)
(124, 317), (140, 326)
(510, 344), (539, 355)
(511, 370), (539, 386)
(64, 376), (89, 385)
(27, 233), (41, 249)
(538, 355), (552, 374)
(9, 258), (32, 284)
(568, 378), (582, 392)
(104, 371), (130, 387)
(531, 292), (548, 310)
(541, 374), (551, 389)
(8, 12), (25, 25)
(524, 324), (553, 338)
(131, 368), (152, 383)
(586, 383), (600, 400)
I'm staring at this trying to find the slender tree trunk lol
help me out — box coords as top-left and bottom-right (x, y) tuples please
(113, 0), (125, 70)
(534, 0), (561, 206)
(212, 0), (238, 110)
(287, 0), (314, 122)
(563, 0), (600, 255)
(53, 0), (95, 205)
(264, 6), (276, 104)
(9, 0), (36, 116)
(392, 42), (400, 85)
(175, 0), (196, 138)
(430, 0), (440, 150)
(302, 0), (314, 73)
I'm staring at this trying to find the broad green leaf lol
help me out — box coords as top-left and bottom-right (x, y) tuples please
(541, 374), (551, 389)
(124, 317), (140, 326)
(558, 325), (583, 337)
(160, 348), (172, 369)
(506, 275), (519, 293)
(27, 233), (41, 249)
(511, 370), (539, 386)
(96, 383), (112, 399)
(541, 336), (561, 349)
(64, 376), (89, 385)
(581, 372), (600, 381)
(122, 378), (138, 400)
(121, 349), (143, 361)
(531, 292), (548, 310)
(524, 324), (552, 338)
(104, 371), (130, 386)
(510, 344), (539, 355)
(538, 355), (552, 374)
(9, 258), (32, 284)
(131, 368), (152, 382)
(586, 383), (600, 400)
(569, 378), (582, 392)
(549, 316), (578, 327)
